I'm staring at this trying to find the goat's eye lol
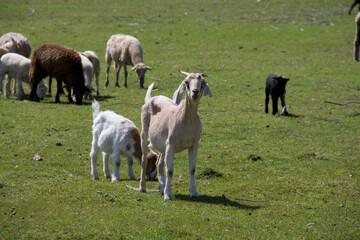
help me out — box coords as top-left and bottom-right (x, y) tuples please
(185, 81), (189, 88)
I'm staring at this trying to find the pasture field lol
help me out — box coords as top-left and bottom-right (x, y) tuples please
(0, 0), (359, 239)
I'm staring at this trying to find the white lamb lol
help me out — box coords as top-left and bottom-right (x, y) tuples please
(90, 101), (157, 182)
(82, 51), (100, 96)
(139, 70), (212, 201)
(105, 34), (152, 89)
(0, 53), (47, 100)
(79, 53), (96, 100)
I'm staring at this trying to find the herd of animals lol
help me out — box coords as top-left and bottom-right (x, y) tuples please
(1, 1), (359, 201)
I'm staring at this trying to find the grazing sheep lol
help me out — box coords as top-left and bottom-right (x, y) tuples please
(29, 43), (90, 104)
(0, 53), (47, 100)
(349, 0), (360, 15)
(79, 53), (95, 100)
(48, 51), (99, 98)
(82, 51), (100, 96)
(90, 100), (158, 182)
(0, 32), (31, 58)
(0, 32), (31, 95)
(265, 74), (290, 115)
(105, 34), (152, 89)
(139, 70), (212, 201)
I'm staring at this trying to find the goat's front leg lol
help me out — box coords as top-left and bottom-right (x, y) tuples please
(111, 152), (121, 182)
(164, 143), (175, 201)
(157, 153), (165, 194)
(280, 94), (288, 115)
(102, 152), (111, 178)
(127, 157), (136, 180)
(188, 144), (199, 198)
(271, 95), (279, 115)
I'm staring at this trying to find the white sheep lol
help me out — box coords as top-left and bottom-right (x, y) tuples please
(0, 32), (31, 95)
(82, 51), (100, 96)
(0, 32), (31, 58)
(139, 70), (212, 201)
(105, 34), (152, 89)
(0, 53), (47, 100)
(90, 100), (158, 182)
(79, 53), (95, 100)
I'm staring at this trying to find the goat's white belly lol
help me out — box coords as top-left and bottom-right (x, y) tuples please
(149, 136), (196, 154)
(149, 137), (166, 153)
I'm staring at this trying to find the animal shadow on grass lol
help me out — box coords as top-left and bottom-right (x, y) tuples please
(94, 95), (115, 101)
(279, 112), (304, 118)
(175, 194), (261, 210)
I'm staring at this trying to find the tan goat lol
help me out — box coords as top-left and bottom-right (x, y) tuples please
(139, 70), (212, 201)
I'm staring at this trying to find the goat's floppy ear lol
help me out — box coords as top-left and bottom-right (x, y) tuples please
(179, 69), (189, 77)
(203, 82), (212, 97)
(173, 81), (186, 105)
(146, 66), (152, 70)
(201, 73), (209, 78)
(130, 66), (137, 71)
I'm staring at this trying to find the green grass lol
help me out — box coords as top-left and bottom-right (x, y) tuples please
(1, 0), (359, 239)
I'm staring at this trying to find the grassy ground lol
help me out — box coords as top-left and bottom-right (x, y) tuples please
(0, 0), (359, 239)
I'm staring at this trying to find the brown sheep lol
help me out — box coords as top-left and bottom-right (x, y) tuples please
(29, 44), (90, 104)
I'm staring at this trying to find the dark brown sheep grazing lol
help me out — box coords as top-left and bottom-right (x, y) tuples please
(29, 44), (90, 104)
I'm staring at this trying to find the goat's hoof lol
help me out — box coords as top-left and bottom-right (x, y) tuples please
(111, 177), (120, 182)
(190, 193), (199, 198)
(164, 192), (173, 201)
(164, 194), (173, 201)
(190, 189), (199, 198)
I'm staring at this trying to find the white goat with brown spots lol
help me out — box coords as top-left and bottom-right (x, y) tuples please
(139, 70), (212, 201)
(90, 100), (157, 182)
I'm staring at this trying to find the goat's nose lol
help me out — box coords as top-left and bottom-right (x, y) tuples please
(192, 89), (199, 95)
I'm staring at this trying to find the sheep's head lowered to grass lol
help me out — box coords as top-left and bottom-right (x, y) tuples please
(130, 63), (152, 89)
(173, 70), (212, 105)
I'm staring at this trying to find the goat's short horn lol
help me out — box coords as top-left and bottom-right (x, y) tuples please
(179, 69), (189, 76)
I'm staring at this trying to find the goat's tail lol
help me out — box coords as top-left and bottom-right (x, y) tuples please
(145, 83), (154, 103)
(92, 100), (101, 119)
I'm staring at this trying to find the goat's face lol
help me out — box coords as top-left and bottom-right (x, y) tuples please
(131, 63), (152, 88)
(173, 70), (212, 105)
